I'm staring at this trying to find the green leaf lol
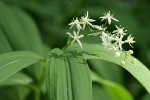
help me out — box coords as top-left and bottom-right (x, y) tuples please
(0, 86), (21, 100)
(0, 86), (30, 100)
(141, 94), (150, 100)
(0, 51), (43, 83)
(0, 1), (29, 50)
(66, 43), (150, 94)
(46, 48), (70, 100)
(68, 53), (92, 100)
(10, 8), (50, 81)
(0, 29), (12, 53)
(46, 48), (92, 100)
(11, 8), (45, 55)
(89, 60), (123, 84)
(0, 1), (49, 83)
(93, 83), (112, 100)
(91, 71), (134, 100)
(0, 72), (32, 86)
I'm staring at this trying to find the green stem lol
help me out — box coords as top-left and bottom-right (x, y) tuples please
(62, 30), (103, 51)
(87, 24), (93, 31)
(39, 66), (46, 87)
(26, 84), (41, 100)
(62, 41), (71, 51)
(84, 30), (102, 36)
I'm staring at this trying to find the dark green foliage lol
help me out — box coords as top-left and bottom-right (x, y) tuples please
(0, 0), (150, 100)
(46, 48), (92, 100)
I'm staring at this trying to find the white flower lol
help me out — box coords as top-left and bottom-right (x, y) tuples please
(66, 31), (84, 49)
(69, 18), (82, 30)
(113, 25), (127, 36)
(114, 35), (125, 50)
(100, 31), (125, 51)
(100, 11), (118, 25)
(125, 35), (135, 48)
(100, 32), (114, 49)
(115, 51), (121, 57)
(81, 11), (95, 29)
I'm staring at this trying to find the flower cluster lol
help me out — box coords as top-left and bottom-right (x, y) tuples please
(66, 11), (136, 65)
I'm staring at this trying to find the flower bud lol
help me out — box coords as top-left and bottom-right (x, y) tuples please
(115, 51), (120, 57)
(128, 50), (133, 55)
(120, 61), (125, 65)
(126, 50), (134, 56)
(131, 58), (136, 64)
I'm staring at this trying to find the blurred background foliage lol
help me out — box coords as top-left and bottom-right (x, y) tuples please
(0, 0), (150, 100)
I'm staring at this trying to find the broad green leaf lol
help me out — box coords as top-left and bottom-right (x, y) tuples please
(141, 94), (150, 100)
(93, 83), (112, 100)
(91, 71), (134, 100)
(46, 48), (71, 100)
(68, 53), (92, 100)
(46, 48), (92, 100)
(0, 51), (43, 83)
(66, 43), (150, 94)
(0, 72), (32, 86)
(89, 60), (123, 84)
(10, 8), (50, 82)
(11, 8), (45, 55)
(0, 86), (30, 100)
(0, 86), (21, 100)
(0, 29), (12, 53)
(0, 1), (29, 50)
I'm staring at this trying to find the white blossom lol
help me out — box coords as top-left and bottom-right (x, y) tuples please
(69, 18), (82, 30)
(81, 11), (95, 29)
(66, 31), (84, 49)
(114, 35), (125, 50)
(113, 25), (127, 36)
(100, 11), (118, 25)
(67, 11), (136, 54)
(100, 31), (125, 51)
(125, 35), (135, 47)
(100, 32), (115, 49)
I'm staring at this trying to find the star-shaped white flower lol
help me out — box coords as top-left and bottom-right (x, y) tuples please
(100, 11), (118, 25)
(81, 11), (95, 29)
(66, 31), (84, 49)
(125, 35), (135, 47)
(114, 35), (125, 50)
(100, 32), (114, 49)
(113, 25), (127, 36)
(69, 18), (82, 30)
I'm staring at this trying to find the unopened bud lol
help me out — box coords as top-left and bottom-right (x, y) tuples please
(120, 61), (125, 65)
(115, 51), (120, 57)
(131, 58), (136, 64)
(126, 50), (134, 56)
(128, 50), (133, 55)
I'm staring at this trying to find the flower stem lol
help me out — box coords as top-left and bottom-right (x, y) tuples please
(62, 41), (71, 51)
(27, 84), (41, 100)
(84, 30), (102, 36)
